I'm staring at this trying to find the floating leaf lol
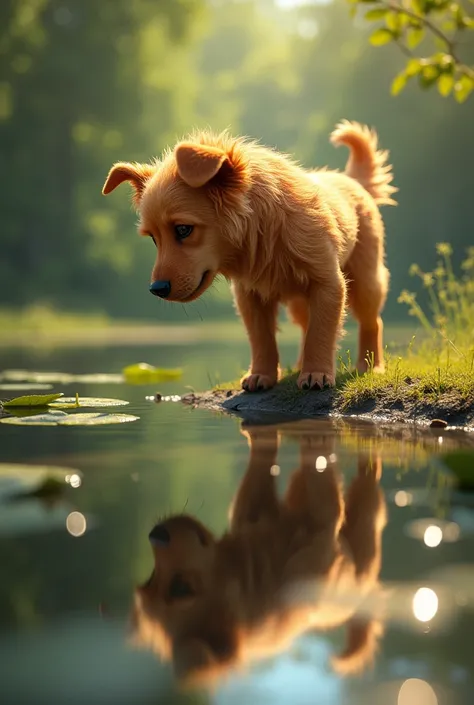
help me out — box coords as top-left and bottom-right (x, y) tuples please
(58, 412), (138, 425)
(48, 396), (129, 409)
(122, 362), (183, 384)
(3, 393), (63, 408)
(0, 411), (138, 426)
(369, 28), (395, 45)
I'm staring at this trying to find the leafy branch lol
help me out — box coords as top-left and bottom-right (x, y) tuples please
(348, 0), (474, 102)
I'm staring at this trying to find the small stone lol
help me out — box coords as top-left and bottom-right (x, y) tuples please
(154, 393), (162, 403)
(430, 418), (448, 428)
(404, 376), (413, 385)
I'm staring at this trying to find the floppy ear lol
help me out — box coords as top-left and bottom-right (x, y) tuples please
(102, 162), (155, 202)
(175, 143), (228, 188)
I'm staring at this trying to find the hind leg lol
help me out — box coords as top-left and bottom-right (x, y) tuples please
(345, 221), (389, 373)
(287, 297), (309, 370)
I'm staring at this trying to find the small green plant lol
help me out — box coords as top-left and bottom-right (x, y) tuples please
(398, 243), (474, 352)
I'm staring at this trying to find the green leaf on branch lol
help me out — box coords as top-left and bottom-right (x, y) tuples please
(437, 72), (455, 96)
(365, 8), (388, 20)
(405, 58), (424, 76)
(418, 63), (441, 89)
(407, 26), (425, 48)
(386, 11), (400, 30)
(370, 28), (395, 45)
(391, 71), (408, 95)
(454, 74), (474, 103)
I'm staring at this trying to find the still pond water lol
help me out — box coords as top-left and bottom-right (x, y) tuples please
(1, 339), (474, 705)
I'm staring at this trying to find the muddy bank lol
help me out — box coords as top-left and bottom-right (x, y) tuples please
(181, 385), (474, 431)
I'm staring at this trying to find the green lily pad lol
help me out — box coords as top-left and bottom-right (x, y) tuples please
(48, 396), (129, 409)
(0, 383), (53, 391)
(3, 393), (64, 408)
(0, 411), (139, 426)
(122, 362), (182, 384)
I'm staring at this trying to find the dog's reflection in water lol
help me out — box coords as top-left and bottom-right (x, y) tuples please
(130, 423), (387, 686)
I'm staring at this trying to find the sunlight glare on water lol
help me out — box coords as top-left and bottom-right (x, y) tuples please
(66, 511), (87, 537)
(398, 678), (438, 705)
(423, 525), (443, 548)
(412, 588), (439, 622)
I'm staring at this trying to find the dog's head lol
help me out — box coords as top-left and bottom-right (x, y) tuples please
(129, 514), (238, 684)
(102, 132), (253, 302)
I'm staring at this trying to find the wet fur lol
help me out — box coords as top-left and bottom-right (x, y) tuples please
(130, 425), (387, 686)
(103, 121), (396, 390)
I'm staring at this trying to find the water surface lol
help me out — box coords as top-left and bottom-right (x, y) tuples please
(1, 342), (473, 705)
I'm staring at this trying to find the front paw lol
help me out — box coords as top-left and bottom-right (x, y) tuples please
(297, 371), (335, 391)
(241, 372), (277, 393)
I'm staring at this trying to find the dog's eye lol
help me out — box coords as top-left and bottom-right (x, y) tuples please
(168, 574), (194, 600)
(174, 224), (194, 241)
(148, 233), (157, 246)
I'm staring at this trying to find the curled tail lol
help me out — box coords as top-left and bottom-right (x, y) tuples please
(330, 120), (397, 206)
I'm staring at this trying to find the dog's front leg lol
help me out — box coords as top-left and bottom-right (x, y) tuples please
(298, 271), (346, 389)
(233, 283), (279, 392)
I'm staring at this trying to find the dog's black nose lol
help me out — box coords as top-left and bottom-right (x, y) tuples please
(149, 524), (171, 545)
(149, 280), (171, 298)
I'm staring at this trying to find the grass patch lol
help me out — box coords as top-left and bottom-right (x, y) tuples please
(214, 244), (474, 419)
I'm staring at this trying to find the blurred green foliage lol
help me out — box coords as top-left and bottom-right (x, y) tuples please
(348, 0), (474, 101)
(1, 0), (473, 323)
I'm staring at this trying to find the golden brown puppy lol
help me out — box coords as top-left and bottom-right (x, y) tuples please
(102, 122), (396, 391)
(129, 423), (387, 686)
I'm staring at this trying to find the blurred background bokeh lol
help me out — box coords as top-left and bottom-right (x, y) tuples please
(1, 0), (473, 327)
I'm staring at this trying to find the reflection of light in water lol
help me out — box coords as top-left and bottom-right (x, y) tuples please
(329, 453), (337, 463)
(398, 678), (438, 705)
(270, 464), (280, 476)
(412, 588), (438, 622)
(395, 490), (412, 507)
(315, 456), (327, 472)
(406, 519), (460, 544)
(66, 511), (86, 537)
(69, 473), (81, 488)
(423, 525), (443, 548)
(438, 436), (443, 445)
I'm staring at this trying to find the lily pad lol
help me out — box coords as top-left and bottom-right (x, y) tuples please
(0, 383), (53, 391)
(3, 393), (64, 408)
(122, 362), (182, 384)
(0, 411), (139, 426)
(48, 396), (129, 409)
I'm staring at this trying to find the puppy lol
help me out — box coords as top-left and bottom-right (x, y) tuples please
(103, 122), (396, 391)
(129, 423), (387, 686)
